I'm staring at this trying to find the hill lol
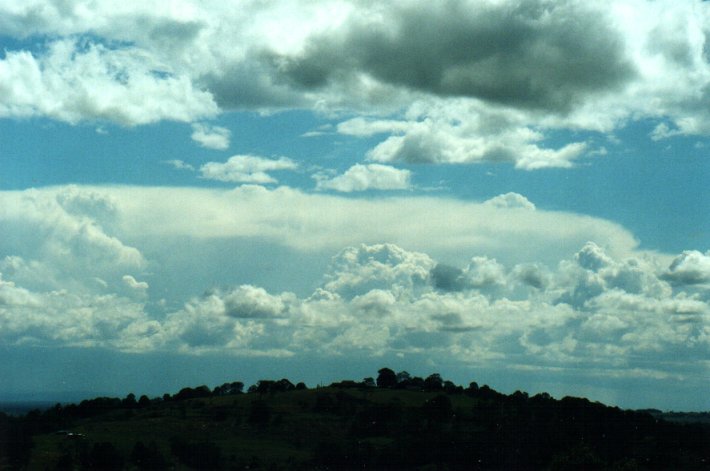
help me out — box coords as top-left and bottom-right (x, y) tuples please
(1, 369), (708, 470)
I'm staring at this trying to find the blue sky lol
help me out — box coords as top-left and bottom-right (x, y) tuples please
(0, 0), (709, 411)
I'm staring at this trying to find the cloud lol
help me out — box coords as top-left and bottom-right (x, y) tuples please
(191, 123), (231, 150)
(199, 155), (298, 184)
(0, 186), (702, 365)
(663, 250), (710, 285)
(144, 242), (708, 383)
(3, 1), (710, 171)
(163, 159), (195, 171)
(222, 285), (291, 319)
(68, 185), (639, 267)
(0, 188), (145, 292)
(0, 271), (158, 350)
(123, 275), (149, 291)
(0, 185), (706, 384)
(322, 244), (435, 300)
(0, 38), (217, 125)
(337, 101), (589, 169)
(276, 0), (634, 112)
(315, 164), (411, 192)
(484, 192), (536, 210)
(575, 242), (614, 272)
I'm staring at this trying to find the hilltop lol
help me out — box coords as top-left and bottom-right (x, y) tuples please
(1, 368), (708, 470)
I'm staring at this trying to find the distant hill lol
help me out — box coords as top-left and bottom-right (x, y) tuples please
(639, 409), (710, 426)
(1, 370), (708, 470)
(0, 401), (57, 417)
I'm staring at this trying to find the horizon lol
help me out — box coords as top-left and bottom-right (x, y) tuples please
(1, 0), (709, 413)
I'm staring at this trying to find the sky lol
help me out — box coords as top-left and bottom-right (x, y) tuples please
(0, 0), (709, 411)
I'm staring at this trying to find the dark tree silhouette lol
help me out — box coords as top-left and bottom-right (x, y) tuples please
(424, 373), (443, 391)
(213, 381), (244, 396)
(376, 367), (397, 388)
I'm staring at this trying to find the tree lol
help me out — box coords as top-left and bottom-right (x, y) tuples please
(138, 395), (151, 407)
(213, 381), (244, 396)
(424, 373), (443, 391)
(376, 368), (397, 388)
(274, 378), (295, 392)
(396, 370), (411, 384)
(122, 393), (137, 408)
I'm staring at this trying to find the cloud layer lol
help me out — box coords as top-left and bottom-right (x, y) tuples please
(1, 226), (707, 384)
(2, 1), (710, 166)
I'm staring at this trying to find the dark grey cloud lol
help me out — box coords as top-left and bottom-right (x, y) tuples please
(274, 0), (635, 112)
(430, 263), (468, 292)
(513, 264), (548, 289)
(203, 56), (309, 109)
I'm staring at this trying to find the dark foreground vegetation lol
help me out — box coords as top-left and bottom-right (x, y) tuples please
(1, 368), (708, 470)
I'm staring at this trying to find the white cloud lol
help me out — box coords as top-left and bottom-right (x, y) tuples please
(0, 272), (158, 350)
(200, 155), (298, 184)
(62, 185), (639, 268)
(191, 123), (231, 150)
(123, 275), (149, 291)
(315, 164), (411, 192)
(484, 192), (536, 210)
(323, 244), (435, 299)
(144, 242), (708, 382)
(0, 38), (217, 125)
(0, 185), (646, 348)
(0, 188), (145, 291)
(0, 183), (706, 384)
(2, 1), (710, 168)
(222, 285), (291, 319)
(338, 100), (589, 169)
(663, 250), (710, 285)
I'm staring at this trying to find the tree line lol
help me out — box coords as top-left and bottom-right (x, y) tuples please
(1, 367), (708, 470)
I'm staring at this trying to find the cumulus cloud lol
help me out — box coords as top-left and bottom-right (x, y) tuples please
(191, 123), (231, 150)
(0, 189), (145, 291)
(315, 164), (411, 192)
(484, 192), (536, 210)
(0, 189), (707, 383)
(3, 1), (710, 170)
(0, 186), (704, 367)
(146, 242), (708, 383)
(276, 0), (633, 112)
(0, 38), (217, 125)
(663, 250), (710, 285)
(322, 244), (435, 299)
(199, 155), (298, 184)
(222, 285), (291, 319)
(337, 101), (589, 169)
(0, 271), (158, 351)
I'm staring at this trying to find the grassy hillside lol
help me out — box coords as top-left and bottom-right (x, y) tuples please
(1, 372), (709, 470)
